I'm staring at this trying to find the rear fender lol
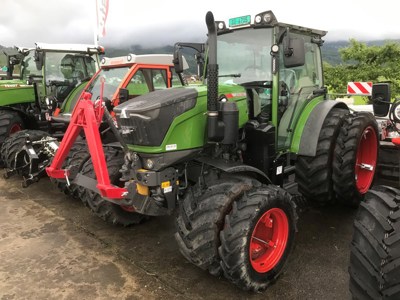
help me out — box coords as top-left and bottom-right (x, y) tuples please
(292, 100), (348, 156)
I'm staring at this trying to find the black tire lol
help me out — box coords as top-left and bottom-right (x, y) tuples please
(80, 145), (146, 226)
(295, 108), (347, 205)
(219, 185), (298, 292)
(50, 142), (90, 198)
(175, 175), (260, 276)
(333, 112), (379, 207)
(1, 130), (50, 170)
(0, 111), (24, 166)
(349, 185), (400, 300)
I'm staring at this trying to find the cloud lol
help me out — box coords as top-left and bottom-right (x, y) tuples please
(1, 0), (400, 48)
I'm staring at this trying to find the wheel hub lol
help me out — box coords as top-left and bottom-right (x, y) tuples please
(355, 126), (378, 194)
(249, 207), (289, 273)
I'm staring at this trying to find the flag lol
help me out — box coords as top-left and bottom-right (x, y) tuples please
(96, 0), (109, 38)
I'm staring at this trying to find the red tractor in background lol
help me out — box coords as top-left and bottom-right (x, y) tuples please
(1, 53), (188, 188)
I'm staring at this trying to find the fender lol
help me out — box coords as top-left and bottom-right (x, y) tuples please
(195, 156), (271, 183)
(293, 100), (348, 156)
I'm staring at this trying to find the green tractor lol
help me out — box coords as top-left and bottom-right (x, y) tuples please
(47, 10), (379, 291)
(0, 42), (103, 148)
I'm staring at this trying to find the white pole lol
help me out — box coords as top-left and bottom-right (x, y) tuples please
(94, 0), (99, 46)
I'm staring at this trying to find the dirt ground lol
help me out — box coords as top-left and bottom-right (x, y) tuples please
(1, 172), (398, 300)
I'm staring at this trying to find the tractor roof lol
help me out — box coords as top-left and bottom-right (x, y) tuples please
(34, 42), (104, 54)
(101, 54), (189, 70)
(218, 10), (327, 38)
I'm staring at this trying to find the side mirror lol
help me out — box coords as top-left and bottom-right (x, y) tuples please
(283, 38), (305, 68)
(173, 49), (184, 74)
(9, 56), (21, 66)
(372, 83), (391, 117)
(118, 88), (129, 104)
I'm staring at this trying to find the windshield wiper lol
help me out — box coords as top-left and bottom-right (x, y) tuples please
(240, 81), (270, 87)
(218, 73), (241, 78)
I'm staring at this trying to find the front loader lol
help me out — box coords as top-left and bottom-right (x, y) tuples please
(46, 10), (379, 291)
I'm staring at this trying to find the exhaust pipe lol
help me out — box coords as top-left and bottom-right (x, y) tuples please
(205, 11), (221, 141)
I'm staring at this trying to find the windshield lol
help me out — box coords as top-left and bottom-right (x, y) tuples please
(44, 52), (97, 85)
(87, 66), (130, 101)
(217, 28), (273, 85)
(21, 51), (42, 80)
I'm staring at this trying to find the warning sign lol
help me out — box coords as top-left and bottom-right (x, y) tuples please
(347, 82), (372, 96)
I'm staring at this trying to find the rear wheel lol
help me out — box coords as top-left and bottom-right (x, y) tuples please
(175, 174), (259, 276)
(295, 108), (347, 205)
(349, 185), (400, 299)
(219, 185), (297, 292)
(80, 145), (146, 226)
(333, 112), (379, 206)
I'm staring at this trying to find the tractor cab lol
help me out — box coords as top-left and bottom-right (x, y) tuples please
(54, 53), (188, 121)
(32, 43), (102, 107)
(174, 11), (326, 152)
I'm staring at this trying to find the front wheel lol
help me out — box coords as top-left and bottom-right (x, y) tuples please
(50, 141), (89, 198)
(175, 174), (258, 276)
(333, 112), (379, 206)
(219, 185), (297, 292)
(1, 130), (50, 171)
(0, 111), (24, 166)
(80, 145), (147, 226)
(349, 185), (400, 300)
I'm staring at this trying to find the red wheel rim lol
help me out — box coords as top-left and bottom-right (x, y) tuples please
(355, 126), (378, 194)
(249, 208), (289, 273)
(9, 123), (22, 134)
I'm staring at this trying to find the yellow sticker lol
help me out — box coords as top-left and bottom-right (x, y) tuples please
(161, 181), (170, 188)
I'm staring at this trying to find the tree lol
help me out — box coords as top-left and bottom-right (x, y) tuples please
(324, 39), (400, 99)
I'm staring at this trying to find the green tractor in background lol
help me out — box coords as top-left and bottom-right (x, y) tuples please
(0, 42), (103, 150)
(46, 10), (380, 291)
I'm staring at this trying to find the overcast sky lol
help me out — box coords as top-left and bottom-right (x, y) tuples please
(1, 0), (399, 48)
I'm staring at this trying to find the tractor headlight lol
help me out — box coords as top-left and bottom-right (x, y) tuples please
(394, 104), (400, 122)
(216, 21), (226, 31)
(146, 159), (154, 169)
(254, 10), (278, 26)
(263, 12), (273, 23)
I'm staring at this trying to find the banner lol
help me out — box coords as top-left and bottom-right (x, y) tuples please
(96, 0), (109, 38)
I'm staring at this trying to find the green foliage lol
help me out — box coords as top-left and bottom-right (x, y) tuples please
(324, 39), (400, 98)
